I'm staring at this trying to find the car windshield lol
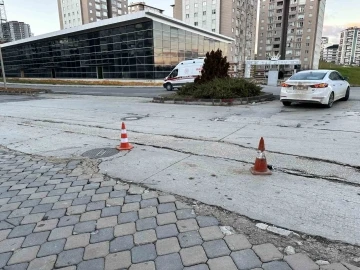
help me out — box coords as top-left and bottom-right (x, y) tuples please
(289, 72), (327, 81)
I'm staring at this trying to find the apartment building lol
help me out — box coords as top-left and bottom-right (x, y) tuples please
(323, 44), (338, 63)
(2, 21), (32, 42)
(128, 2), (164, 14)
(337, 27), (360, 66)
(172, 0), (258, 70)
(320, 36), (329, 60)
(257, 0), (326, 70)
(58, 0), (129, 29)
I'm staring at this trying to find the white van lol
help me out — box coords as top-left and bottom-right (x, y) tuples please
(163, 58), (205, 91)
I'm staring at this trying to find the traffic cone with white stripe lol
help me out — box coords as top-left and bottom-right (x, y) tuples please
(116, 122), (134, 151)
(250, 137), (272, 175)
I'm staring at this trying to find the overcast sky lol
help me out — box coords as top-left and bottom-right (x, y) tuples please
(4, 0), (360, 44)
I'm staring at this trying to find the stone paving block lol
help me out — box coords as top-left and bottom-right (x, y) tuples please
(66, 205), (86, 215)
(157, 212), (177, 225)
(0, 191), (20, 199)
(142, 191), (158, 200)
(34, 218), (58, 232)
(78, 258), (105, 270)
(0, 237), (25, 253)
(224, 234), (252, 251)
(138, 207), (157, 219)
(97, 216), (118, 229)
(96, 186), (113, 194)
(44, 209), (66, 219)
(101, 180), (117, 187)
(122, 202), (140, 213)
(136, 217), (157, 231)
(0, 211), (10, 221)
(4, 262), (29, 270)
(87, 201), (105, 211)
(71, 180), (88, 187)
(129, 261), (155, 270)
(0, 252), (12, 268)
(156, 237), (181, 255)
(38, 239), (66, 257)
(0, 229), (11, 241)
(55, 248), (84, 268)
(207, 256), (238, 270)
(71, 196), (91, 206)
(40, 196), (60, 204)
(106, 197), (124, 206)
(92, 193), (109, 201)
(6, 217), (23, 226)
(158, 195), (176, 204)
(22, 231), (50, 247)
(156, 224), (179, 239)
(199, 226), (224, 241)
(118, 211), (138, 224)
(8, 224), (35, 238)
(125, 195), (142, 203)
(53, 200), (73, 210)
(0, 198), (10, 206)
(284, 253), (319, 270)
(29, 192), (48, 200)
(253, 243), (284, 262)
(110, 235), (134, 253)
(8, 246), (39, 265)
(156, 253), (183, 270)
(84, 241), (109, 260)
(37, 185), (56, 192)
(105, 251), (131, 270)
(114, 222), (136, 237)
(46, 180), (62, 185)
(59, 192), (76, 200)
(55, 183), (72, 190)
(157, 203), (176, 214)
(263, 261), (293, 270)
(58, 215), (80, 227)
(31, 203), (53, 214)
(49, 226), (74, 241)
(110, 190), (127, 198)
(74, 221), (96, 234)
(320, 263), (348, 270)
(0, 202), (20, 212)
(231, 249), (262, 270)
(177, 218), (199, 232)
(178, 230), (203, 248)
(65, 233), (90, 250)
(8, 207), (32, 219)
(140, 198), (159, 209)
(9, 195), (29, 203)
(48, 188), (67, 197)
(90, 227), (114, 243)
(66, 186), (83, 194)
(128, 185), (145, 195)
(203, 239), (231, 258)
(101, 206), (121, 217)
(9, 184), (28, 191)
(81, 210), (101, 222)
(134, 229), (157, 245)
(79, 190), (95, 198)
(28, 255), (57, 270)
(131, 244), (157, 263)
(196, 216), (219, 228)
(180, 245), (207, 266)
(176, 209), (196, 220)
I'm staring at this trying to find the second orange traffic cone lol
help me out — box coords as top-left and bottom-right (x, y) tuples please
(250, 137), (272, 175)
(116, 122), (134, 151)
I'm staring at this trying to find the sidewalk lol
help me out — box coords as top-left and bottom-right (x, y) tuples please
(0, 148), (358, 270)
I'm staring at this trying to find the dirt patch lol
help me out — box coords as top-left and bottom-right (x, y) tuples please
(0, 87), (51, 95)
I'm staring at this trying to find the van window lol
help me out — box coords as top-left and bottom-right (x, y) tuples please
(169, 69), (178, 78)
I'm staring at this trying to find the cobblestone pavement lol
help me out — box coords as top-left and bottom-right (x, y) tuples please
(0, 148), (357, 270)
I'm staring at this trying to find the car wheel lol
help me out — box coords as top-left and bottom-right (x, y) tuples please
(282, 101), (291, 106)
(340, 87), (350, 101)
(165, 83), (173, 91)
(326, 92), (334, 108)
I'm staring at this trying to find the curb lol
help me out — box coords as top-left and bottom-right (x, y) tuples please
(6, 83), (162, 88)
(152, 93), (275, 106)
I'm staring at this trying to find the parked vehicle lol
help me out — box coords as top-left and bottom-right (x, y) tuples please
(163, 58), (205, 91)
(280, 70), (350, 108)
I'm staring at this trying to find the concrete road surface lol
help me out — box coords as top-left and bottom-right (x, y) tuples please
(0, 89), (360, 245)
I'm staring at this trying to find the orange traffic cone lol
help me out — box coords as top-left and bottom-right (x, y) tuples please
(250, 137), (272, 175)
(116, 122), (134, 151)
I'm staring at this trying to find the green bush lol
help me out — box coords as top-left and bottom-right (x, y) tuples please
(177, 78), (262, 99)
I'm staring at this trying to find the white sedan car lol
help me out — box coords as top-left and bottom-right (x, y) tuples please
(280, 70), (350, 108)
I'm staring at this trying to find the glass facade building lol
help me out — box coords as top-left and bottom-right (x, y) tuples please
(1, 12), (233, 80)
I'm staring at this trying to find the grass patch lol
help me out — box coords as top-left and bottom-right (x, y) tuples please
(319, 61), (360, 86)
(0, 78), (163, 87)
